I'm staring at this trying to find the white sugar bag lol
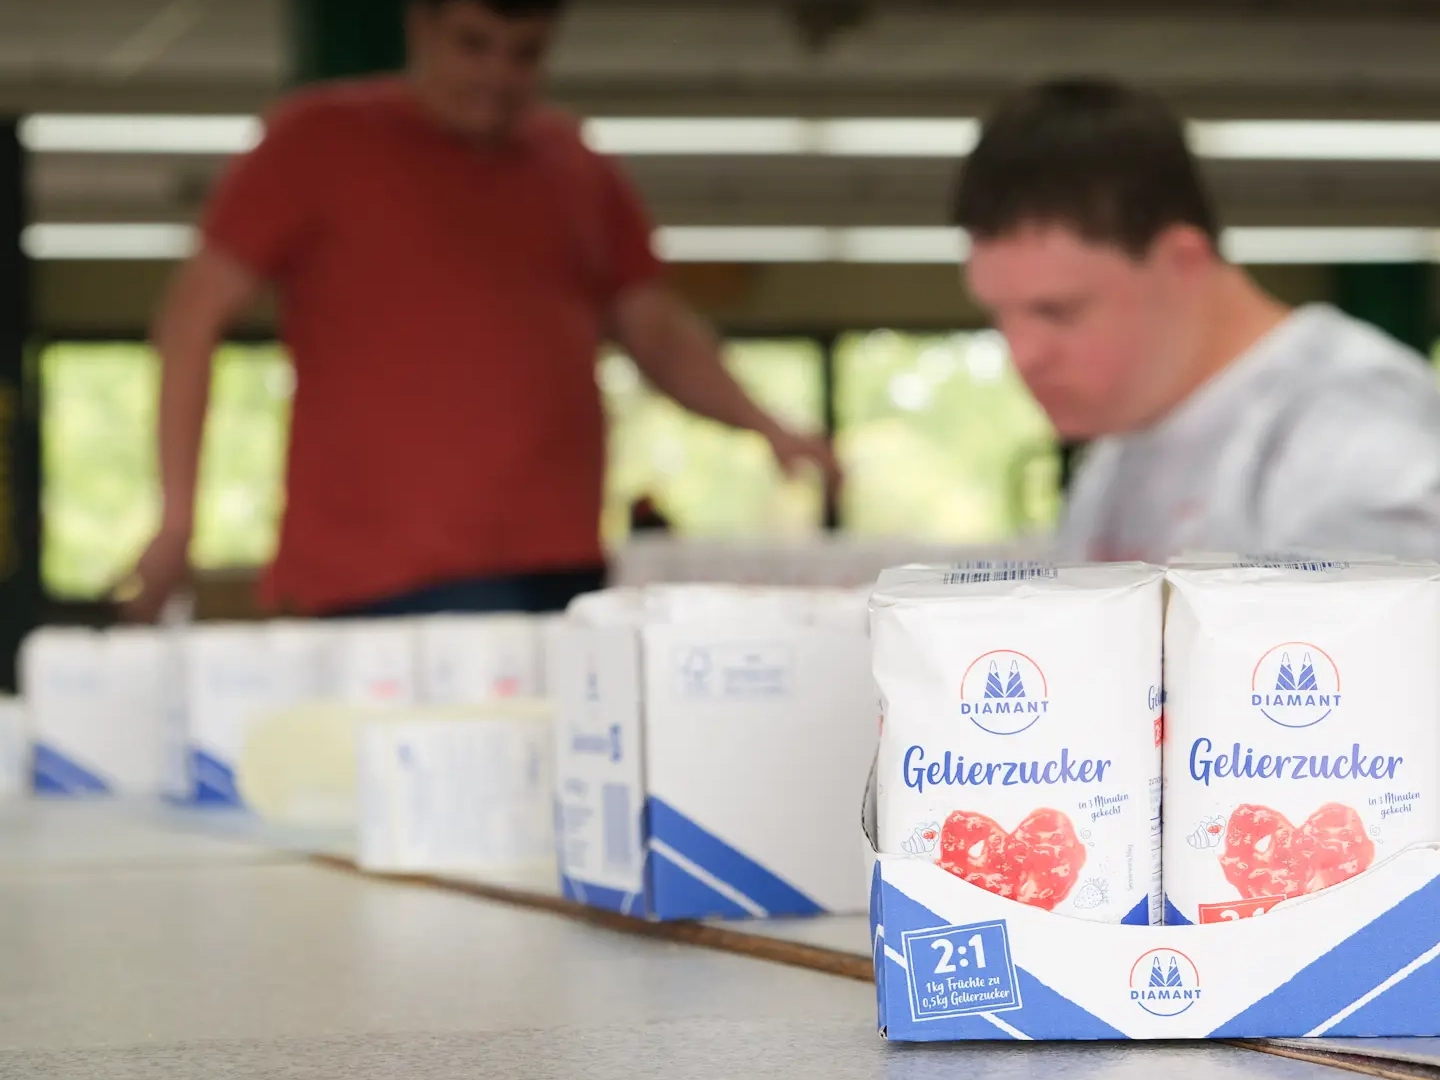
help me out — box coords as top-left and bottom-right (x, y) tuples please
(330, 620), (417, 707)
(872, 562), (1163, 923)
(416, 615), (542, 705)
(1163, 557), (1440, 924)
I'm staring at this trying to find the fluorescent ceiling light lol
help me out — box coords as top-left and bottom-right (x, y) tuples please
(835, 227), (970, 263)
(1221, 227), (1440, 264)
(23, 223), (198, 260)
(584, 119), (811, 156)
(19, 114), (261, 155)
(24, 222), (1440, 265)
(1191, 121), (1440, 161)
(816, 119), (978, 157)
(19, 113), (1440, 162)
(658, 227), (834, 262)
(660, 226), (1440, 265)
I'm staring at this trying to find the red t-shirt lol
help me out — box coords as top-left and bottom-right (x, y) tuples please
(202, 78), (662, 613)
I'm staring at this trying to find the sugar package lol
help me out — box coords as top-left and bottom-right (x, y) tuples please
(872, 562), (1163, 923)
(1163, 557), (1440, 924)
(330, 620), (417, 707)
(415, 615), (542, 704)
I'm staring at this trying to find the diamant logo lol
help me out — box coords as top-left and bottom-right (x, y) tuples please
(1251, 642), (1341, 729)
(959, 650), (1049, 736)
(1129, 948), (1202, 1017)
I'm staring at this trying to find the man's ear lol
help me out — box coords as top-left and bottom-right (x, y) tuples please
(1148, 223), (1216, 278)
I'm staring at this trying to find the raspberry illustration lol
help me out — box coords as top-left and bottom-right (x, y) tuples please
(1219, 802), (1375, 901)
(936, 807), (1087, 910)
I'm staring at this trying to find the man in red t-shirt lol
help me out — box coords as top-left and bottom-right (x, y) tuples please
(125, 0), (837, 620)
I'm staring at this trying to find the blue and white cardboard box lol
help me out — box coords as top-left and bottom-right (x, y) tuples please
(177, 621), (335, 806)
(865, 770), (1440, 1041)
(552, 591), (877, 920)
(20, 627), (176, 796)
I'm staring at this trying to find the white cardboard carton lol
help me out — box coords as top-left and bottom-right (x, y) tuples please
(21, 627), (173, 795)
(0, 696), (26, 799)
(552, 586), (877, 919)
(182, 623), (330, 805)
(866, 766), (1440, 1040)
(357, 702), (554, 877)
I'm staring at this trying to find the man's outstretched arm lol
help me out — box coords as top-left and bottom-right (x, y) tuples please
(121, 247), (262, 622)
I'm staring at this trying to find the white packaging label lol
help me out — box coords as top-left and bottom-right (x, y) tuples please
(1163, 560), (1440, 924)
(358, 710), (554, 875)
(550, 623), (646, 898)
(872, 563), (1163, 923)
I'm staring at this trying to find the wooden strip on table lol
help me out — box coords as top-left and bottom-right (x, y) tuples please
(1235, 1042), (1440, 1080)
(309, 855), (1440, 1077)
(307, 854), (873, 982)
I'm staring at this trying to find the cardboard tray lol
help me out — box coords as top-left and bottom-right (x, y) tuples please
(864, 767), (1440, 1041)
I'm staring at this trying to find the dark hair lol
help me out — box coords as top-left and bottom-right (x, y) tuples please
(953, 78), (1219, 258)
(412, 0), (567, 15)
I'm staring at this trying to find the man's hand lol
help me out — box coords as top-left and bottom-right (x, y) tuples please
(764, 425), (842, 494)
(119, 524), (192, 623)
(120, 246), (260, 623)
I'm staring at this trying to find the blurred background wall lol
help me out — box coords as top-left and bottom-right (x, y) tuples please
(0, 0), (1437, 672)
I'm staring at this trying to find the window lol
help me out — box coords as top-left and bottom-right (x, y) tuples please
(40, 342), (292, 599)
(835, 330), (1060, 542)
(41, 337), (828, 597)
(601, 338), (826, 542)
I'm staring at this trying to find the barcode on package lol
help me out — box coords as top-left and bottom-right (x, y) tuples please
(602, 782), (633, 871)
(944, 560), (1057, 584)
(1236, 555), (1350, 572)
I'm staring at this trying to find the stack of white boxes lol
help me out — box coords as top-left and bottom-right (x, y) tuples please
(551, 585), (878, 919)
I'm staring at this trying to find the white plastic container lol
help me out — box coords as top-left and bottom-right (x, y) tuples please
(872, 562), (1163, 924)
(1163, 557), (1440, 924)
(357, 702), (555, 877)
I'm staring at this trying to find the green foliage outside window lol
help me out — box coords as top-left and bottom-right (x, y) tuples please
(835, 330), (1060, 542)
(601, 340), (826, 543)
(41, 342), (291, 599)
(38, 332), (1064, 599)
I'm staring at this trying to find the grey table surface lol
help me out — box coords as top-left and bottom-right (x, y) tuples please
(0, 800), (1395, 1079)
